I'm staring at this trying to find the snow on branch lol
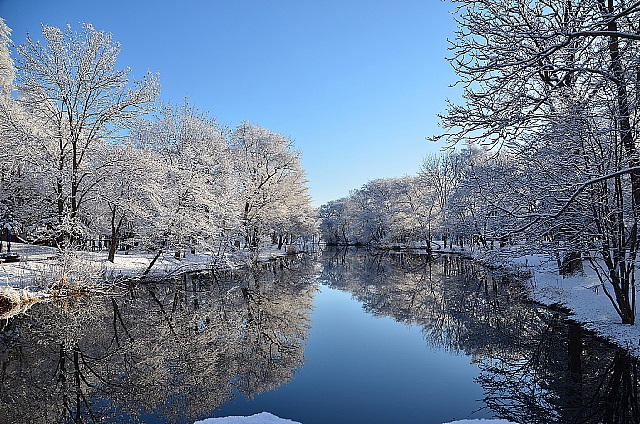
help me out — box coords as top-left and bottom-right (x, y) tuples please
(506, 166), (640, 235)
(569, 31), (640, 41)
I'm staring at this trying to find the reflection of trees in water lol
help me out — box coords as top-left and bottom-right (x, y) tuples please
(319, 248), (532, 353)
(0, 256), (317, 423)
(478, 320), (640, 424)
(319, 247), (640, 424)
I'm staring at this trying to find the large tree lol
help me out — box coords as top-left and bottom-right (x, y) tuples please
(418, 152), (468, 249)
(438, 0), (640, 323)
(0, 18), (18, 244)
(0, 18), (14, 93)
(131, 101), (238, 259)
(14, 23), (160, 245)
(86, 140), (161, 262)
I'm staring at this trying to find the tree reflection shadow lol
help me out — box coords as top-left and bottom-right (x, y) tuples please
(318, 247), (640, 424)
(0, 256), (316, 423)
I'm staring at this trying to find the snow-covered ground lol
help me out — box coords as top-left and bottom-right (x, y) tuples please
(0, 242), (291, 289)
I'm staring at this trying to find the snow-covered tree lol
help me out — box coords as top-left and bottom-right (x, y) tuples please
(0, 18), (14, 94)
(319, 198), (353, 245)
(15, 23), (160, 245)
(230, 122), (316, 254)
(0, 18), (41, 246)
(397, 176), (442, 248)
(418, 151), (467, 248)
(85, 141), (160, 262)
(131, 101), (238, 258)
(319, 177), (435, 248)
(0, 18), (18, 243)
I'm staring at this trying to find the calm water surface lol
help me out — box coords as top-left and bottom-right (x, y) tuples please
(216, 285), (489, 423)
(0, 248), (638, 423)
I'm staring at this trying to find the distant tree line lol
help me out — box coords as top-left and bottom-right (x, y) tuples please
(319, 148), (476, 251)
(0, 20), (317, 262)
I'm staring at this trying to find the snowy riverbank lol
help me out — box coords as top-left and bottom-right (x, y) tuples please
(0, 242), (295, 289)
(0, 242), (299, 319)
(391, 244), (640, 358)
(516, 253), (640, 358)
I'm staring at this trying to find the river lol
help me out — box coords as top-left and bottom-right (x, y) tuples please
(0, 248), (637, 423)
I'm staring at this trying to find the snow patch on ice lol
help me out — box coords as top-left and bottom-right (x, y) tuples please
(194, 412), (301, 424)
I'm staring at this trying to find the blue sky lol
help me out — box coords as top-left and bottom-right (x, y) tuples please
(0, 0), (460, 206)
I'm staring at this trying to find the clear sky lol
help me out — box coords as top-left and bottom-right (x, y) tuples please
(0, 0), (460, 207)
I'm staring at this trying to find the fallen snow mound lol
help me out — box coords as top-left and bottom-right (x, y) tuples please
(194, 412), (301, 424)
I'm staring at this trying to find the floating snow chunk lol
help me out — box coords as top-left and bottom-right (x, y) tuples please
(194, 412), (302, 424)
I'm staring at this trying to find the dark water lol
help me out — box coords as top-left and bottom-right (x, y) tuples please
(0, 248), (638, 423)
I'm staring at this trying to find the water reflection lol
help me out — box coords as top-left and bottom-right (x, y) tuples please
(320, 248), (640, 423)
(478, 321), (640, 424)
(2, 249), (640, 423)
(0, 256), (317, 423)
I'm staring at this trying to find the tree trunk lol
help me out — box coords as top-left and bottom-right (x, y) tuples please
(142, 249), (163, 278)
(108, 205), (123, 263)
(107, 239), (118, 263)
(594, 0), (639, 325)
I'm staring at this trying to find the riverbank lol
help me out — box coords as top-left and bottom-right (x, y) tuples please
(0, 242), (302, 318)
(393, 242), (640, 358)
(381, 243), (640, 359)
(0, 242), (299, 287)
(472, 249), (640, 359)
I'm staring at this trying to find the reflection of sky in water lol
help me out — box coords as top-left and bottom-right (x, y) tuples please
(215, 285), (492, 424)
